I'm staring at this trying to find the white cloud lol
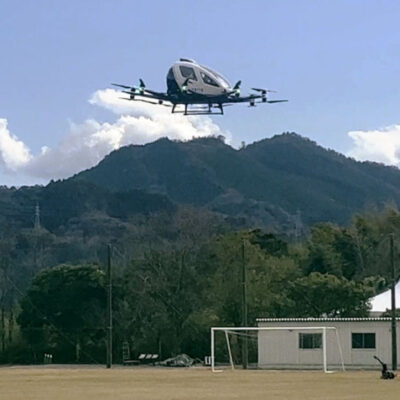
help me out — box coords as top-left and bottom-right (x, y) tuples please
(0, 119), (32, 171)
(0, 89), (230, 183)
(347, 125), (400, 167)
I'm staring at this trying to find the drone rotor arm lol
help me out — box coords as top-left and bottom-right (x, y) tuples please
(112, 83), (135, 90)
(251, 88), (277, 93)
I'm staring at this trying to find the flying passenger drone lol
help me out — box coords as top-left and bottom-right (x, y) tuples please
(113, 58), (287, 115)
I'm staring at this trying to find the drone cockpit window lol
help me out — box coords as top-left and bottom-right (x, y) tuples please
(179, 66), (197, 80)
(200, 72), (219, 87)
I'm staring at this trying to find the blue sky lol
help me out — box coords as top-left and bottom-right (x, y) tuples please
(1, 0), (400, 185)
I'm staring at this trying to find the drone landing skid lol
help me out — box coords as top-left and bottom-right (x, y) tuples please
(172, 104), (224, 116)
(172, 109), (224, 116)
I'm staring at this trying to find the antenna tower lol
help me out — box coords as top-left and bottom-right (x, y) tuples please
(294, 209), (303, 241)
(34, 202), (41, 230)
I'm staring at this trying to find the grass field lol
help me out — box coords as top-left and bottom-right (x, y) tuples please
(1, 366), (400, 400)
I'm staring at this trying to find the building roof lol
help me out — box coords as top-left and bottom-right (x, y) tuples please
(257, 317), (400, 322)
(371, 281), (400, 311)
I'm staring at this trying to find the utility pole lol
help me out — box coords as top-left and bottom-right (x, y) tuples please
(33, 202), (41, 271)
(106, 244), (112, 369)
(241, 238), (248, 369)
(390, 233), (397, 371)
(1, 262), (8, 354)
(294, 209), (303, 243)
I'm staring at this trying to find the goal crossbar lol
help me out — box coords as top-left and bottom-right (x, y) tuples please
(211, 326), (345, 373)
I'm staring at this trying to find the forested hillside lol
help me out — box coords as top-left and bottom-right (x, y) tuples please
(75, 133), (400, 226)
(1, 132), (400, 300)
(10, 208), (400, 364)
(1, 133), (400, 364)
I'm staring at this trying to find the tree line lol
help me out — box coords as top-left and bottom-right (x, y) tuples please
(1, 206), (400, 364)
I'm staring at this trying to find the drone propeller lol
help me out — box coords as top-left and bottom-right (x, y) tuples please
(246, 99), (288, 106)
(120, 97), (171, 107)
(112, 83), (134, 90)
(233, 80), (241, 90)
(229, 80), (241, 97)
(251, 88), (278, 103)
(113, 79), (146, 94)
(251, 88), (277, 94)
(136, 79), (146, 94)
(121, 90), (136, 100)
(137, 98), (171, 107)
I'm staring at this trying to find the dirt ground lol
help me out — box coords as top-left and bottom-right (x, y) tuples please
(1, 366), (400, 400)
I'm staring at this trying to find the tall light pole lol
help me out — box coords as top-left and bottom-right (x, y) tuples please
(241, 238), (248, 369)
(106, 244), (113, 369)
(390, 233), (397, 371)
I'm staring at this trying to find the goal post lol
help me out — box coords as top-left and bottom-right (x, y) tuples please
(211, 326), (345, 373)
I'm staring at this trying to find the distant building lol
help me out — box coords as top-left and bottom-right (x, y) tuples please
(257, 317), (400, 369)
(371, 281), (400, 313)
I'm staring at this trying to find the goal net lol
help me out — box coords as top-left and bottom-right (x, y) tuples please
(211, 327), (345, 373)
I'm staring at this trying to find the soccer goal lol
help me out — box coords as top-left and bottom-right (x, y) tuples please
(211, 327), (345, 373)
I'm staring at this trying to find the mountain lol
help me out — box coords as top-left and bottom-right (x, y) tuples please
(2, 132), (400, 297)
(2, 132), (400, 234)
(242, 134), (400, 223)
(73, 133), (400, 227)
(0, 179), (175, 232)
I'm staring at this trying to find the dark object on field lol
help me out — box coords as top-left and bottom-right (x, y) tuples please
(159, 353), (195, 367)
(373, 356), (396, 379)
(123, 353), (159, 366)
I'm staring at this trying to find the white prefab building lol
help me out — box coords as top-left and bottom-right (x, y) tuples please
(257, 318), (400, 369)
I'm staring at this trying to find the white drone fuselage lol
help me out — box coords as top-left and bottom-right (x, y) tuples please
(167, 59), (232, 97)
(113, 58), (287, 115)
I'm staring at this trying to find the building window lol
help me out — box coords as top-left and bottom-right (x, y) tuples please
(179, 66), (197, 80)
(299, 333), (322, 349)
(352, 333), (375, 349)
